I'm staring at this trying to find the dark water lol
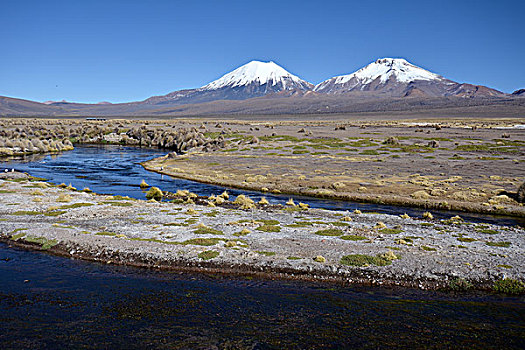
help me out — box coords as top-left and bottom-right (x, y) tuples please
(2, 144), (523, 226)
(0, 242), (524, 349)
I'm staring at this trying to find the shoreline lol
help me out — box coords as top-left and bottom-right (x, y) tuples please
(1, 172), (523, 294)
(142, 159), (525, 219)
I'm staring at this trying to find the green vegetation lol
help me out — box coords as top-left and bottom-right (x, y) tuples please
(485, 241), (511, 248)
(287, 256), (301, 260)
(379, 228), (403, 234)
(183, 238), (223, 246)
(194, 227), (223, 235)
(448, 278), (473, 291)
(203, 210), (219, 217)
(145, 186), (163, 201)
(22, 236), (59, 250)
(198, 250), (219, 260)
(421, 245), (437, 251)
(497, 264), (512, 269)
(340, 235), (367, 241)
(95, 231), (117, 236)
(314, 228), (343, 236)
(476, 228), (499, 235)
(457, 237), (476, 243)
(359, 149), (380, 155)
(257, 219), (280, 225)
(44, 210), (66, 217)
(340, 253), (395, 267)
(11, 210), (41, 215)
(58, 202), (94, 209)
(493, 279), (525, 295)
(256, 225), (281, 233)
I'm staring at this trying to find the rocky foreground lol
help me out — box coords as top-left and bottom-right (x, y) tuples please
(0, 172), (523, 293)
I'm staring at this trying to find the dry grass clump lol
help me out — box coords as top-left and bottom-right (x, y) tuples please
(56, 194), (72, 203)
(186, 208), (197, 215)
(286, 198), (296, 206)
(259, 197), (269, 205)
(354, 209), (362, 214)
(31, 190), (44, 196)
(331, 182), (346, 190)
(298, 202), (309, 210)
(139, 179), (149, 188)
(313, 255), (326, 263)
(374, 222), (387, 229)
(234, 194), (255, 209)
(422, 211), (434, 220)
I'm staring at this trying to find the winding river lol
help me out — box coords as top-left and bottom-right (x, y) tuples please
(1, 145), (524, 348)
(2, 144), (523, 226)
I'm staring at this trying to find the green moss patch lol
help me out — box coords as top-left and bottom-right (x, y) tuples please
(340, 235), (367, 241)
(58, 202), (95, 209)
(198, 250), (219, 260)
(95, 231), (117, 236)
(493, 279), (525, 295)
(24, 236), (58, 250)
(379, 228), (403, 234)
(256, 225), (281, 233)
(314, 228), (343, 236)
(11, 210), (41, 216)
(485, 241), (511, 248)
(183, 238), (223, 246)
(257, 219), (280, 225)
(420, 245), (437, 251)
(193, 227), (223, 235)
(457, 237), (476, 243)
(340, 254), (393, 267)
(476, 229), (499, 235)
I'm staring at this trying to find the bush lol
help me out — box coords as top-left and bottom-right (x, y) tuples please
(145, 186), (163, 201)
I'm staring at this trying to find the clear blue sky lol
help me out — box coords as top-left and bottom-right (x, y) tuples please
(1, 0), (523, 103)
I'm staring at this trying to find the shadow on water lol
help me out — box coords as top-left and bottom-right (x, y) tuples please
(3, 144), (523, 227)
(0, 242), (524, 349)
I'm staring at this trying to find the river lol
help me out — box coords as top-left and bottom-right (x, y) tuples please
(2, 144), (523, 226)
(1, 145), (524, 348)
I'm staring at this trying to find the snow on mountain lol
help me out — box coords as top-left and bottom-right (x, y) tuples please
(314, 58), (447, 93)
(201, 60), (312, 91)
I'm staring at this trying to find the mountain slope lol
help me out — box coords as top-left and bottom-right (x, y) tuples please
(143, 60), (312, 106)
(315, 58), (504, 98)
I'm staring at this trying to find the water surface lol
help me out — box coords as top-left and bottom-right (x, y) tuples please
(0, 242), (523, 349)
(3, 144), (523, 226)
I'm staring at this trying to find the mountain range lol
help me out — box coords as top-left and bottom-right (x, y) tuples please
(1, 58), (523, 117)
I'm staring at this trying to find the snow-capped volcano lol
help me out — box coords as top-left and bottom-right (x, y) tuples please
(314, 58), (446, 94)
(143, 60), (312, 106)
(201, 60), (312, 91)
(314, 58), (504, 98)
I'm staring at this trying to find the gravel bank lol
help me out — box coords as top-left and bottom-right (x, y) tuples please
(1, 172), (523, 292)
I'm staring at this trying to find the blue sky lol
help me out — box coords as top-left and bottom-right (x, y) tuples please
(1, 0), (523, 103)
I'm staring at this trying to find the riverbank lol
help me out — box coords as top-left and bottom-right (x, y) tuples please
(142, 118), (525, 218)
(1, 172), (523, 293)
